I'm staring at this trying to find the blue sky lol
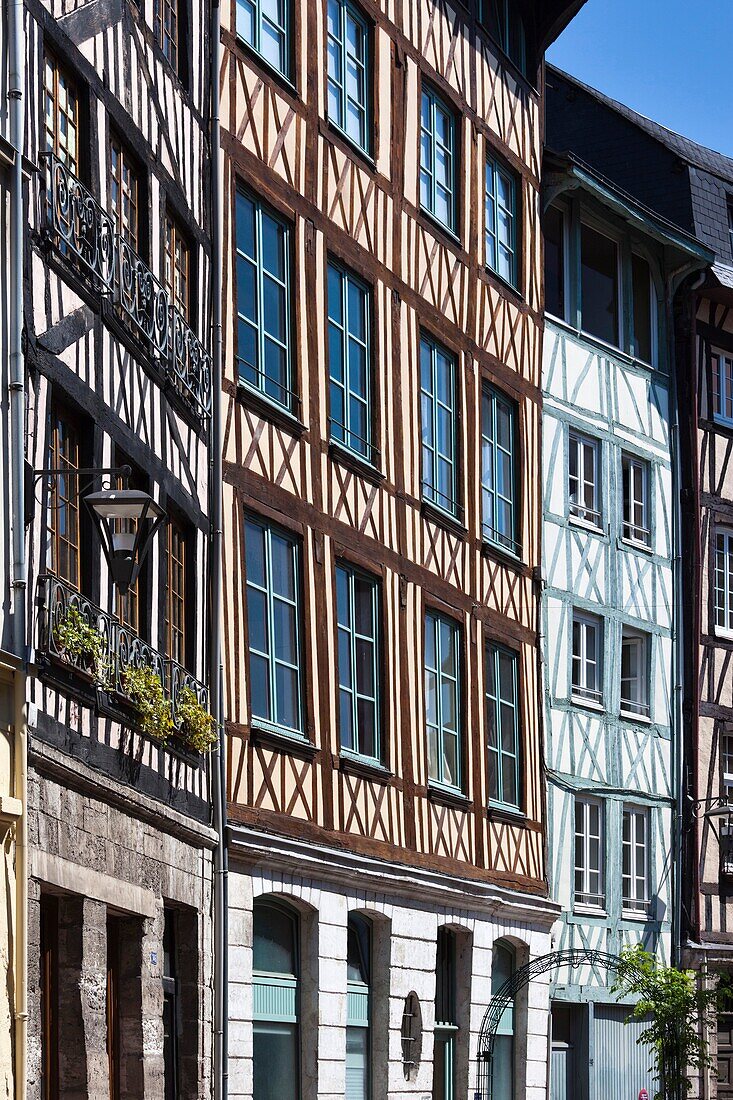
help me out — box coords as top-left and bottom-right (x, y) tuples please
(547, 0), (733, 158)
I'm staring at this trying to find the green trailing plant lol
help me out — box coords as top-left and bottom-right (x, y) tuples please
(54, 604), (111, 686)
(121, 664), (173, 744)
(612, 946), (733, 1100)
(175, 687), (218, 753)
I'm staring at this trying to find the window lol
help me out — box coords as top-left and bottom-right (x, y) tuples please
(580, 223), (619, 347)
(574, 798), (604, 908)
(433, 929), (457, 1100)
(165, 517), (187, 666)
(568, 431), (601, 528)
(114, 457), (144, 635)
(631, 253), (654, 364)
(571, 611), (602, 704)
(715, 529), (733, 634)
(620, 629), (650, 718)
(245, 517), (302, 734)
(236, 190), (294, 412)
(486, 643), (520, 809)
(420, 85), (456, 233)
(728, 201), (733, 261)
(253, 899), (299, 1100)
(544, 205), (565, 320)
(485, 157), (518, 288)
(110, 138), (141, 254)
(622, 454), (650, 546)
(336, 563), (380, 762)
(327, 0), (369, 152)
(327, 263), (373, 462)
(421, 334), (458, 518)
(491, 941), (515, 1100)
(154, 0), (180, 72)
(346, 914), (371, 1100)
(44, 52), (80, 174)
(721, 730), (733, 802)
(481, 387), (518, 555)
(165, 213), (191, 323)
(237, 0), (290, 78)
(482, 0), (526, 74)
(162, 909), (179, 1100)
(712, 351), (733, 426)
(425, 610), (461, 791)
(622, 806), (650, 914)
(48, 409), (81, 589)
(40, 896), (59, 1100)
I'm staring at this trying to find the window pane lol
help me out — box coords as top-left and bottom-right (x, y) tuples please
(581, 224), (618, 346)
(253, 1024), (298, 1100)
(544, 205), (564, 319)
(632, 253), (653, 363)
(345, 1027), (368, 1100)
(253, 904), (297, 975)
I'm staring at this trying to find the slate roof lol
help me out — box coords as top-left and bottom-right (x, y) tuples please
(546, 64), (733, 267)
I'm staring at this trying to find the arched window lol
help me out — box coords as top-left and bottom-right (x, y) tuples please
(433, 928), (457, 1100)
(346, 914), (371, 1100)
(253, 899), (299, 1100)
(491, 941), (515, 1100)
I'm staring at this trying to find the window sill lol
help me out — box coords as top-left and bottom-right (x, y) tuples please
(420, 499), (467, 538)
(487, 802), (526, 825)
(320, 117), (376, 173)
(621, 908), (652, 922)
(417, 207), (462, 251)
(339, 750), (392, 784)
(573, 903), (607, 917)
(237, 382), (307, 436)
(619, 708), (652, 725)
(714, 627), (733, 643)
(570, 695), (605, 714)
(427, 782), (469, 810)
(568, 513), (604, 536)
(250, 721), (317, 759)
(481, 536), (524, 570)
(328, 439), (384, 485)
(619, 535), (653, 556)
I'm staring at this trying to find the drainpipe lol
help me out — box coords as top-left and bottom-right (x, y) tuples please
(8, 0), (27, 1093)
(209, 0), (228, 1095)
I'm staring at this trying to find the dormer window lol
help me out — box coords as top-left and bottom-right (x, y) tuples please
(481, 0), (526, 76)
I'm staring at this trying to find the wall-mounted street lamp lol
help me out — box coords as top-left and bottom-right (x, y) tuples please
(34, 465), (166, 595)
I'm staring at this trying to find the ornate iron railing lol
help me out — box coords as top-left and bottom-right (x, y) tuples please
(39, 152), (212, 417)
(38, 574), (208, 733)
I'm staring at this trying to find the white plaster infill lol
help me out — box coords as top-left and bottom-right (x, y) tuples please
(32, 849), (157, 918)
(227, 825), (561, 925)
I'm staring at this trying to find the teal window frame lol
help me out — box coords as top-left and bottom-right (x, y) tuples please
(425, 610), (462, 793)
(420, 84), (457, 234)
(236, 188), (296, 414)
(245, 516), (304, 737)
(481, 386), (519, 556)
(236, 0), (291, 79)
(420, 333), (460, 520)
(433, 928), (457, 1100)
(485, 157), (518, 289)
(486, 642), (521, 810)
(326, 0), (370, 153)
(336, 562), (381, 764)
(253, 898), (300, 1100)
(327, 262), (375, 463)
(346, 913), (371, 1100)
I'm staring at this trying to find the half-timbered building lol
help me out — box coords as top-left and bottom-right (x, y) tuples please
(9, 0), (216, 1095)
(220, 3), (584, 1099)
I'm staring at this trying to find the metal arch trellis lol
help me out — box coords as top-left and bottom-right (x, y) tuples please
(474, 948), (623, 1100)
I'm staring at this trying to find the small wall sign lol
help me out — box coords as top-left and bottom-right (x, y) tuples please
(638, 1090), (649, 1100)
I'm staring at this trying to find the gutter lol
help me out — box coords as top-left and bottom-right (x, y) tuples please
(8, 0), (27, 1092)
(208, 1), (228, 1096)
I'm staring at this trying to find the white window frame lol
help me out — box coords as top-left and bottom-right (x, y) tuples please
(620, 629), (650, 720)
(574, 797), (605, 910)
(622, 806), (650, 916)
(568, 430), (602, 529)
(621, 453), (651, 548)
(715, 528), (733, 637)
(712, 349), (733, 428)
(571, 610), (603, 706)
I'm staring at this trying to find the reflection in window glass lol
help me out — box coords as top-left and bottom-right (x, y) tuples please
(632, 253), (653, 363)
(581, 224), (618, 346)
(544, 205), (565, 320)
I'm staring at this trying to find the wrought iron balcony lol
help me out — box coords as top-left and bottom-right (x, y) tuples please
(38, 574), (208, 739)
(39, 151), (212, 419)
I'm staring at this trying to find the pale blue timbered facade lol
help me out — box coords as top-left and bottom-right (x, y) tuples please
(542, 154), (707, 1099)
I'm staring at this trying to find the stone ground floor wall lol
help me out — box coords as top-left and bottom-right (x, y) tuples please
(227, 827), (558, 1100)
(26, 738), (216, 1100)
(680, 946), (733, 1100)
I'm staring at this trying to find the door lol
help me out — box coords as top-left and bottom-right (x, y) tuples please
(594, 1005), (655, 1099)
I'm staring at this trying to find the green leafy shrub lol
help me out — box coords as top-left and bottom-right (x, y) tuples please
(176, 687), (217, 753)
(54, 605), (111, 686)
(121, 664), (173, 743)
